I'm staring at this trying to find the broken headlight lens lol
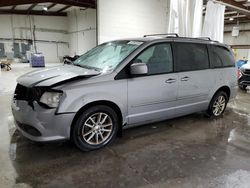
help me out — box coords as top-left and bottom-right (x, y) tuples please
(40, 91), (62, 108)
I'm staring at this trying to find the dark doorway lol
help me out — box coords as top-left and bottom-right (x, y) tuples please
(0, 43), (5, 58)
(13, 43), (21, 58)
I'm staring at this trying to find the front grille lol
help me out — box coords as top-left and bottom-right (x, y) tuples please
(14, 84), (44, 102)
(14, 84), (47, 108)
(239, 74), (250, 84)
(14, 84), (28, 100)
(243, 69), (250, 75)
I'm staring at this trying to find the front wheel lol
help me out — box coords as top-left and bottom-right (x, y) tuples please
(72, 105), (119, 151)
(239, 85), (247, 91)
(207, 91), (228, 118)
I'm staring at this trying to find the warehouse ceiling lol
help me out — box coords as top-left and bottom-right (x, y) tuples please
(0, 0), (249, 23)
(0, 0), (96, 16)
(203, 0), (250, 25)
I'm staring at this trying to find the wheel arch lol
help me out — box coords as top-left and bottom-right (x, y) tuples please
(70, 100), (123, 139)
(214, 86), (231, 100)
(207, 85), (231, 117)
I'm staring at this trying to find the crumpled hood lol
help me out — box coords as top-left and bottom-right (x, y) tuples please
(17, 65), (100, 87)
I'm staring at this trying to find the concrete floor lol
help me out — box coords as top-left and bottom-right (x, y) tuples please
(1, 63), (250, 188)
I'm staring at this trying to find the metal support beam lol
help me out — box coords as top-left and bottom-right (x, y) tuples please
(57, 5), (71, 13)
(0, 0), (45, 6)
(231, 45), (250, 49)
(0, 9), (67, 16)
(0, 37), (69, 45)
(47, 3), (56, 10)
(224, 29), (250, 33)
(27, 3), (37, 11)
(215, 0), (250, 16)
(11, 5), (16, 10)
(0, 0), (96, 8)
(221, 0), (248, 9)
(225, 20), (250, 25)
(50, 0), (96, 8)
(225, 16), (250, 24)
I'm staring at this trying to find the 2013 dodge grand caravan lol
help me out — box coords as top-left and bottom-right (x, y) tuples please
(12, 34), (237, 151)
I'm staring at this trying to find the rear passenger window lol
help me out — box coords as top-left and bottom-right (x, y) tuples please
(211, 46), (235, 68)
(133, 43), (173, 75)
(174, 43), (209, 72)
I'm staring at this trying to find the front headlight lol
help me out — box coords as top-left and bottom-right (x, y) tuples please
(40, 91), (62, 108)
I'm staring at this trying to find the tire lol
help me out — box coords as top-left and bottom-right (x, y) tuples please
(207, 91), (228, 118)
(239, 85), (247, 91)
(72, 105), (119, 151)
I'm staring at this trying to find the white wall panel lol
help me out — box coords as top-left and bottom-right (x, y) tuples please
(0, 15), (12, 38)
(224, 23), (250, 61)
(67, 8), (96, 56)
(0, 14), (69, 63)
(224, 23), (250, 46)
(97, 0), (168, 44)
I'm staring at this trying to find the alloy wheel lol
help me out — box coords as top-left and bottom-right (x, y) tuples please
(81, 112), (113, 145)
(212, 95), (226, 116)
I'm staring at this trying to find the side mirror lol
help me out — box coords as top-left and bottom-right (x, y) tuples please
(130, 63), (148, 75)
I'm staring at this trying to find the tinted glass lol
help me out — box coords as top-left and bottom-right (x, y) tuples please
(133, 43), (173, 75)
(211, 50), (223, 68)
(175, 43), (209, 72)
(211, 46), (235, 68)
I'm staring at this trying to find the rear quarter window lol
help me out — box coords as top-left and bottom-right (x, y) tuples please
(211, 45), (235, 68)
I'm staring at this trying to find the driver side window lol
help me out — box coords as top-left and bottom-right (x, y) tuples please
(133, 43), (173, 75)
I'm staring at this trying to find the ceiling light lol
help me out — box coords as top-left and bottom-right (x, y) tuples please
(229, 17), (234, 21)
(202, 6), (206, 10)
(43, 6), (48, 11)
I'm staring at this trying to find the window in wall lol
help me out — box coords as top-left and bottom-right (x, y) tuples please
(174, 43), (209, 72)
(133, 43), (173, 75)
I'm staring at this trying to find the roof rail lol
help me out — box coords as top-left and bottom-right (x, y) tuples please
(143, 33), (179, 38)
(195, 37), (211, 41)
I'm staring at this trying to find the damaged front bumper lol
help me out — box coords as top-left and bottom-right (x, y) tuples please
(11, 100), (75, 142)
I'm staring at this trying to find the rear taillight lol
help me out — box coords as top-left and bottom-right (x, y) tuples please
(237, 69), (242, 79)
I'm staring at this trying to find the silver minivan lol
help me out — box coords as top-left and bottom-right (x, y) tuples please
(12, 34), (237, 151)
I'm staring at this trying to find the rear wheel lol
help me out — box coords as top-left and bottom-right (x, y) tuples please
(72, 105), (119, 151)
(207, 91), (228, 118)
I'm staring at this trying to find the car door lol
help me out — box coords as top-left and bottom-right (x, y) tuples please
(127, 43), (178, 125)
(173, 42), (215, 115)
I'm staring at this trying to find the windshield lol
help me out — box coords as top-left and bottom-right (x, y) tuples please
(73, 40), (143, 72)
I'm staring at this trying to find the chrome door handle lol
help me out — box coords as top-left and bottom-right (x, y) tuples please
(165, 78), (176, 84)
(181, 76), (189, 81)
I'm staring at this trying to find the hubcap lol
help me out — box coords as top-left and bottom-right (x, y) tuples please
(212, 95), (226, 116)
(82, 112), (113, 145)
